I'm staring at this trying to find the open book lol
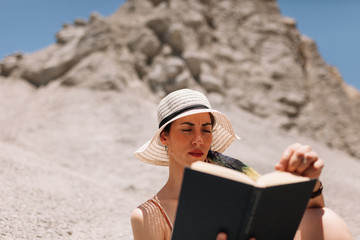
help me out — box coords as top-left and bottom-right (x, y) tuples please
(171, 161), (317, 240)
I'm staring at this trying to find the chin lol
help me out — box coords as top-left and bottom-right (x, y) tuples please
(187, 159), (204, 166)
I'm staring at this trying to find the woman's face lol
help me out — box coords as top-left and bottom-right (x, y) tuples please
(160, 113), (213, 167)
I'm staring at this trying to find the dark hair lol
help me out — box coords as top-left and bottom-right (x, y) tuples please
(162, 113), (216, 135)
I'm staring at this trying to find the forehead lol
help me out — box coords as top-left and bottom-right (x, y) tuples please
(172, 113), (211, 125)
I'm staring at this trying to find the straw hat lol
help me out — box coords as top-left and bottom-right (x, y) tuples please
(135, 89), (239, 166)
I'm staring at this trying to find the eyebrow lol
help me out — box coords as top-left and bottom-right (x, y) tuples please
(180, 122), (212, 126)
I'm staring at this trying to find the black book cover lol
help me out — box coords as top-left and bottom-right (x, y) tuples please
(172, 167), (316, 240)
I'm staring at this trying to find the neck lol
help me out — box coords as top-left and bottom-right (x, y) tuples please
(157, 159), (185, 201)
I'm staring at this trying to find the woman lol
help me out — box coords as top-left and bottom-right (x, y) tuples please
(131, 89), (352, 240)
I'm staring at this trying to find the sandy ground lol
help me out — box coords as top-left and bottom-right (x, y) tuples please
(0, 80), (359, 239)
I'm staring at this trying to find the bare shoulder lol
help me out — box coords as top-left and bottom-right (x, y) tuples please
(131, 202), (167, 240)
(131, 206), (149, 240)
(131, 207), (144, 227)
(131, 201), (152, 223)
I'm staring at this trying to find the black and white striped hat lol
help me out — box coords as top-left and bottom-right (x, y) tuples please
(135, 89), (239, 166)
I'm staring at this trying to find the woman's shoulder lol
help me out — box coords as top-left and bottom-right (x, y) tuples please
(131, 207), (144, 224)
(131, 204), (146, 235)
(131, 201), (164, 240)
(131, 200), (155, 225)
(131, 206), (146, 240)
(131, 199), (171, 240)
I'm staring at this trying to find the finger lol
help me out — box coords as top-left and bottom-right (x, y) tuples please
(314, 158), (324, 170)
(287, 151), (302, 172)
(216, 232), (227, 240)
(302, 158), (324, 179)
(295, 151), (318, 175)
(287, 145), (311, 172)
(276, 143), (302, 170)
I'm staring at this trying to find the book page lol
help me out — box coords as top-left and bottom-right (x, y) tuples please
(190, 161), (256, 186)
(256, 171), (310, 187)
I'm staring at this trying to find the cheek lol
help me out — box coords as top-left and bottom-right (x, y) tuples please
(202, 133), (213, 146)
(206, 136), (213, 146)
(168, 133), (189, 147)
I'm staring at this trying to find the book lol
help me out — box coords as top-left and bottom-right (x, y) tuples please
(171, 161), (317, 240)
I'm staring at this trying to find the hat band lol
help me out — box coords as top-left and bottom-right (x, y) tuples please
(158, 104), (209, 128)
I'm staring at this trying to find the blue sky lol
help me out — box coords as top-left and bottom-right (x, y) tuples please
(278, 0), (360, 90)
(1, 0), (359, 90)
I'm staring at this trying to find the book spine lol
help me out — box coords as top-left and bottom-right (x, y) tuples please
(242, 188), (262, 238)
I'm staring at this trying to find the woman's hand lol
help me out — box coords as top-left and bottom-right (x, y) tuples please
(275, 143), (324, 179)
(216, 232), (227, 240)
(276, 143), (325, 208)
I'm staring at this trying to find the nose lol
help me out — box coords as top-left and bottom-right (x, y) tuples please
(192, 134), (203, 146)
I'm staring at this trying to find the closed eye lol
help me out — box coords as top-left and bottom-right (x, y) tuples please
(181, 129), (192, 132)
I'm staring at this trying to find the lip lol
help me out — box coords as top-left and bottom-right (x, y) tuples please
(189, 150), (204, 158)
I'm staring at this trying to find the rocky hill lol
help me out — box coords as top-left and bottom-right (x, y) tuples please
(1, 0), (359, 159)
(0, 0), (359, 239)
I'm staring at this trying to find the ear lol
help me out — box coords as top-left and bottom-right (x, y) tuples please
(160, 131), (168, 145)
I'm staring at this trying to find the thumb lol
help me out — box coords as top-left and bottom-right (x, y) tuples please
(216, 232), (227, 240)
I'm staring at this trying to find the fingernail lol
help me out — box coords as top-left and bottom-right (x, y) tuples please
(276, 163), (284, 170)
(282, 150), (290, 159)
